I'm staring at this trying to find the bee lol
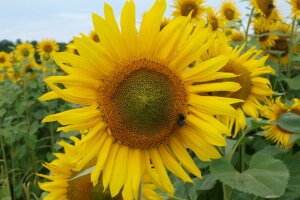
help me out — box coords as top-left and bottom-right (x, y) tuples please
(177, 114), (186, 127)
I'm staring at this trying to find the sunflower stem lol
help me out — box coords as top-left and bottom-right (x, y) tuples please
(222, 183), (232, 200)
(287, 16), (297, 78)
(0, 132), (12, 199)
(228, 126), (251, 162)
(244, 8), (254, 45)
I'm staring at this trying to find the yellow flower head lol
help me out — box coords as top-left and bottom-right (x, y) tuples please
(201, 40), (274, 137)
(15, 42), (35, 60)
(288, 0), (300, 17)
(89, 30), (100, 43)
(37, 39), (59, 59)
(268, 23), (291, 65)
(0, 51), (12, 69)
(220, 0), (240, 21)
(262, 97), (300, 148)
(253, 18), (279, 49)
(40, 0), (241, 198)
(231, 30), (244, 42)
(172, 0), (206, 23)
(251, 0), (281, 25)
(206, 7), (225, 37)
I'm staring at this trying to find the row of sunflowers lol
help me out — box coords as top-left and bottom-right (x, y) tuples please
(1, 0), (300, 199)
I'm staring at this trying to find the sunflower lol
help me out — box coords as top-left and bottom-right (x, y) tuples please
(40, 0), (242, 197)
(288, 0), (300, 17)
(15, 42), (35, 60)
(251, 0), (281, 25)
(38, 137), (124, 200)
(230, 30), (244, 42)
(206, 7), (224, 37)
(172, 0), (206, 23)
(253, 18), (279, 49)
(268, 23), (291, 65)
(89, 30), (100, 43)
(220, 0), (240, 21)
(37, 39), (59, 60)
(262, 97), (300, 148)
(0, 52), (12, 69)
(201, 40), (274, 137)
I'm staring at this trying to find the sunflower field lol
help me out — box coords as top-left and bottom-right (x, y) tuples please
(1, 0), (300, 199)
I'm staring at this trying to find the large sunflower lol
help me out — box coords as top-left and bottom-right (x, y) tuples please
(201, 40), (274, 137)
(288, 0), (300, 17)
(40, 0), (242, 198)
(172, 0), (206, 23)
(15, 42), (35, 60)
(220, 0), (240, 22)
(262, 97), (300, 148)
(37, 39), (59, 60)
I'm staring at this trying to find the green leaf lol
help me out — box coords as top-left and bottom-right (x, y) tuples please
(277, 112), (300, 133)
(284, 75), (300, 90)
(210, 153), (289, 198)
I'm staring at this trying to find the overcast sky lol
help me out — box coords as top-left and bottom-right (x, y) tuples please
(0, 0), (290, 42)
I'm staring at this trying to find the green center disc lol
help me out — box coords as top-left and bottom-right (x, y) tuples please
(114, 69), (175, 135)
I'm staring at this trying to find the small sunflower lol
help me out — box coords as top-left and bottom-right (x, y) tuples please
(37, 39), (59, 60)
(0, 52), (12, 69)
(15, 42), (35, 60)
(89, 30), (100, 43)
(288, 0), (300, 17)
(172, 0), (206, 23)
(262, 97), (300, 148)
(201, 40), (274, 137)
(230, 30), (244, 42)
(206, 7), (224, 37)
(220, 0), (240, 21)
(251, 0), (281, 25)
(253, 18), (279, 49)
(41, 0), (242, 198)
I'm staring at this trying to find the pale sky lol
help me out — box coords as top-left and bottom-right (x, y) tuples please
(0, 0), (290, 42)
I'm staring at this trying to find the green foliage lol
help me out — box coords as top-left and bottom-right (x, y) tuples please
(210, 153), (289, 198)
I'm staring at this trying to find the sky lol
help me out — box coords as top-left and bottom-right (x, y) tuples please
(0, 0), (291, 42)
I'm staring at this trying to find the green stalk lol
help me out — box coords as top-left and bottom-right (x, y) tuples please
(244, 8), (254, 45)
(0, 134), (12, 199)
(287, 17), (297, 78)
(228, 127), (252, 161)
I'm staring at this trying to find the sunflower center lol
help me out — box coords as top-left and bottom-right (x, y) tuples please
(257, 0), (274, 17)
(67, 174), (123, 200)
(297, 0), (300, 9)
(0, 57), (5, 63)
(224, 8), (234, 20)
(181, 1), (198, 17)
(210, 17), (219, 31)
(99, 59), (187, 148)
(43, 44), (53, 53)
(271, 38), (289, 57)
(22, 50), (30, 57)
(216, 60), (251, 108)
